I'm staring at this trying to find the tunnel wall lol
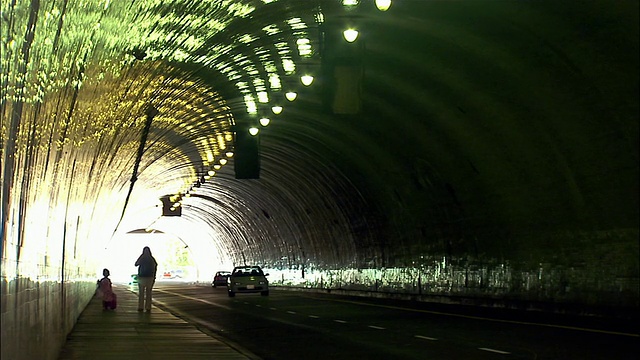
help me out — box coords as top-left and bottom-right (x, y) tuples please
(1, 275), (95, 360)
(268, 228), (639, 318)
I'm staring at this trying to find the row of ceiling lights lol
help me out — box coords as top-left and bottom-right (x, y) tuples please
(245, 0), (393, 136)
(166, 0), (394, 209)
(168, 149), (234, 212)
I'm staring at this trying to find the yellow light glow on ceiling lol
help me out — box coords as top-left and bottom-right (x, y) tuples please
(217, 135), (226, 149)
(244, 94), (258, 114)
(296, 38), (313, 57)
(282, 58), (296, 74)
(269, 74), (282, 89)
(257, 91), (269, 103)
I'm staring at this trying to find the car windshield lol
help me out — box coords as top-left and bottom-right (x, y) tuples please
(233, 267), (263, 276)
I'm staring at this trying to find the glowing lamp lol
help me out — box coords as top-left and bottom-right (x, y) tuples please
(375, 0), (392, 11)
(343, 29), (359, 43)
(301, 75), (314, 86)
(285, 91), (298, 101)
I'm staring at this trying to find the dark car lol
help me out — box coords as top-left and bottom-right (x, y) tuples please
(227, 266), (269, 297)
(211, 271), (232, 287)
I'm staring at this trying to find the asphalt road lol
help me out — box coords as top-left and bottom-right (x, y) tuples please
(149, 282), (638, 360)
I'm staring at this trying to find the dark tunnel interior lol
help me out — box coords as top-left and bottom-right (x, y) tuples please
(1, 1), (638, 359)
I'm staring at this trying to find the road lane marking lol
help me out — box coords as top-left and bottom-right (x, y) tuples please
(334, 320), (347, 323)
(479, 348), (511, 355)
(309, 315), (320, 318)
(287, 311), (297, 314)
(154, 289), (233, 310)
(415, 335), (438, 341)
(270, 307), (278, 311)
(368, 325), (386, 330)
(316, 297), (639, 337)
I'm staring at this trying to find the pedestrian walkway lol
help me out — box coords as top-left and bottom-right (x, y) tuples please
(57, 284), (256, 360)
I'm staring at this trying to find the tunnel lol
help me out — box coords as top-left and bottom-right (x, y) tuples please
(1, 1), (638, 359)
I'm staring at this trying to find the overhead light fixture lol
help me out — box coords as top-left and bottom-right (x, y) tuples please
(343, 29), (359, 43)
(219, 158), (228, 165)
(260, 117), (271, 126)
(272, 105), (283, 114)
(208, 170), (215, 176)
(342, 0), (359, 6)
(214, 164), (221, 170)
(375, 0), (392, 11)
(301, 75), (314, 86)
(285, 91), (297, 101)
(249, 127), (260, 136)
(225, 151), (234, 157)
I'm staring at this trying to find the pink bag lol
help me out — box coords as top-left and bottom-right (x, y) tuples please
(107, 293), (117, 309)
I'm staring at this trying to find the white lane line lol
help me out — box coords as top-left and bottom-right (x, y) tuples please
(318, 296), (639, 338)
(154, 290), (232, 310)
(256, 305), (262, 307)
(368, 325), (386, 330)
(269, 307), (278, 311)
(478, 348), (511, 355)
(334, 320), (347, 323)
(308, 315), (320, 318)
(287, 311), (297, 314)
(415, 335), (438, 341)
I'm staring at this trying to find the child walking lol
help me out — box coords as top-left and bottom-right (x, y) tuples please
(98, 268), (117, 310)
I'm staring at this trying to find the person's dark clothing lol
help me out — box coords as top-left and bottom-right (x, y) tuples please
(135, 254), (158, 277)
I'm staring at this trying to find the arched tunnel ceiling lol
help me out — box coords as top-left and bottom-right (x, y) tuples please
(1, 1), (638, 272)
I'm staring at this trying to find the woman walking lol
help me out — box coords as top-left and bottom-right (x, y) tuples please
(134, 246), (158, 312)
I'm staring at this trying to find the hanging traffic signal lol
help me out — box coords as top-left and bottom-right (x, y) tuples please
(234, 128), (260, 179)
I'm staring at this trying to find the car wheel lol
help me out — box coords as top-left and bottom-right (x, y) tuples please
(261, 291), (269, 296)
(228, 291), (235, 297)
